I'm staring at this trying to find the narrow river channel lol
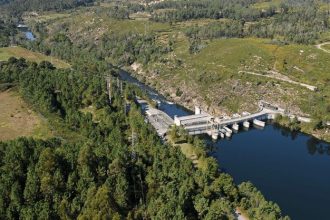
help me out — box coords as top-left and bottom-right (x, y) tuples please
(17, 25), (36, 41)
(16, 24), (330, 219)
(120, 70), (330, 220)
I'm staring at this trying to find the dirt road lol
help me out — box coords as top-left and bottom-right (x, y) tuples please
(238, 70), (317, 91)
(316, 42), (330, 53)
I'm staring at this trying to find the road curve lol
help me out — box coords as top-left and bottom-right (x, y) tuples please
(316, 42), (330, 53)
(238, 70), (317, 91)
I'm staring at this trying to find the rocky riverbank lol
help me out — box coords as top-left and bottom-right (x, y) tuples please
(126, 65), (330, 143)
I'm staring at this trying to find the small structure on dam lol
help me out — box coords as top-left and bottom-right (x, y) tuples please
(173, 101), (284, 140)
(136, 97), (292, 140)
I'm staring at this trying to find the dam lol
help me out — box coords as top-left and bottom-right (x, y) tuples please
(136, 96), (289, 140)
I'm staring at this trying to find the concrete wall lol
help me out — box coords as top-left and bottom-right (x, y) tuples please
(195, 106), (202, 115)
(174, 115), (181, 126)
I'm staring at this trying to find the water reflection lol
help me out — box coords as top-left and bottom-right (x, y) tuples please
(119, 68), (330, 220)
(307, 137), (330, 156)
(272, 122), (299, 140)
(212, 125), (330, 220)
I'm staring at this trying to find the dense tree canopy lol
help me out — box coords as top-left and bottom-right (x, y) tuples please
(0, 20), (16, 46)
(2, 1), (317, 218)
(26, 30), (171, 69)
(0, 58), (289, 219)
(149, 0), (329, 44)
(151, 0), (274, 22)
(0, 0), (94, 15)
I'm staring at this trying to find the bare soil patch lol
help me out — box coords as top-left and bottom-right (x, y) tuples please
(0, 90), (52, 141)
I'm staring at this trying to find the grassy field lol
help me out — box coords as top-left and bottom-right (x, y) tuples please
(167, 135), (210, 171)
(319, 2), (330, 12)
(0, 46), (70, 68)
(0, 88), (87, 143)
(129, 12), (151, 21)
(322, 43), (330, 51)
(30, 5), (330, 140)
(0, 89), (52, 141)
(24, 12), (69, 23)
(252, 0), (283, 9)
(170, 37), (330, 86)
(139, 35), (330, 119)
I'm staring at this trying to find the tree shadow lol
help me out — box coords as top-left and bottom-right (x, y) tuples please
(306, 137), (330, 156)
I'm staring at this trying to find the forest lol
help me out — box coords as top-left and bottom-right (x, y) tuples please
(151, 0), (329, 44)
(151, 0), (275, 22)
(26, 30), (172, 69)
(0, 58), (289, 219)
(0, 0), (94, 15)
(1, 0), (329, 218)
(0, 20), (16, 46)
(13, 0), (330, 132)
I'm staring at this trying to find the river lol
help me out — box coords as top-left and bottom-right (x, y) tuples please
(24, 31), (36, 41)
(17, 25), (36, 41)
(119, 70), (330, 220)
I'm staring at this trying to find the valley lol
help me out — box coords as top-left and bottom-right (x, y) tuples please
(0, 0), (329, 219)
(22, 2), (330, 141)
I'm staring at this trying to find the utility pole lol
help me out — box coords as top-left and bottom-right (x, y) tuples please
(10, 31), (15, 46)
(132, 130), (136, 146)
(106, 74), (112, 104)
(130, 128), (138, 209)
(131, 129), (137, 159)
(144, 21), (149, 35)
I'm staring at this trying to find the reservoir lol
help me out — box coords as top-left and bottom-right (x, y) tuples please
(212, 125), (330, 220)
(119, 70), (330, 220)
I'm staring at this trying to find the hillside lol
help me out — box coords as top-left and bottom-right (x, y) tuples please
(0, 0), (94, 16)
(0, 46), (70, 68)
(0, 89), (52, 141)
(24, 0), (330, 141)
(1, 0), (330, 219)
(0, 56), (290, 220)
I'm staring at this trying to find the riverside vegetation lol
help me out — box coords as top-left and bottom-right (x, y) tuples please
(0, 57), (289, 219)
(12, 0), (329, 141)
(0, 7), (288, 217)
(0, 0), (329, 219)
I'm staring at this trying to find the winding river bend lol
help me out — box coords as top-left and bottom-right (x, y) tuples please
(119, 70), (330, 220)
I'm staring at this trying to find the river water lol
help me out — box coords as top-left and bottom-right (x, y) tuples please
(119, 70), (330, 220)
(24, 31), (36, 41)
(17, 25), (36, 41)
(212, 125), (330, 220)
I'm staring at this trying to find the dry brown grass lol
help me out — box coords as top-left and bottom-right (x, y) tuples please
(0, 89), (52, 141)
(0, 46), (70, 68)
